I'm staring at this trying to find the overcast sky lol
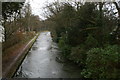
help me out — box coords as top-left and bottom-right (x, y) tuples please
(25, 0), (119, 20)
(25, 0), (77, 20)
(25, 0), (56, 20)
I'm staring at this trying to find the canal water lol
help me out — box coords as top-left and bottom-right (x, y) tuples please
(14, 31), (81, 78)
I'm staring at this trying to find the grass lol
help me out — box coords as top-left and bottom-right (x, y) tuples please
(2, 32), (39, 78)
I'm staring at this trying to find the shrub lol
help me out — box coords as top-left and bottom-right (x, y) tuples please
(81, 45), (120, 78)
(85, 34), (99, 49)
(58, 34), (71, 57)
(69, 45), (86, 66)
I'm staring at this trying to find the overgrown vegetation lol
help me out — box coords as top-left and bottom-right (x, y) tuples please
(44, 1), (120, 78)
(2, 2), (44, 52)
(81, 45), (120, 78)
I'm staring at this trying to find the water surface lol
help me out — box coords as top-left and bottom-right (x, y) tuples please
(14, 31), (81, 78)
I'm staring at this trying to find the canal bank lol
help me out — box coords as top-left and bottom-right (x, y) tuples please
(14, 31), (82, 78)
(2, 33), (40, 78)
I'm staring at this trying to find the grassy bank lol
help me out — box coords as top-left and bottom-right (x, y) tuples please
(2, 33), (39, 78)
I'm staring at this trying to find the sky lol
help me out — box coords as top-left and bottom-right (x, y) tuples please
(25, 0), (79, 20)
(25, 0), (119, 20)
(25, 0), (56, 20)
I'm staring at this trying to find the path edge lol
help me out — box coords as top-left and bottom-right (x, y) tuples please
(3, 33), (40, 78)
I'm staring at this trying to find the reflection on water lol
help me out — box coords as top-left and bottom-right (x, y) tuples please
(14, 31), (81, 78)
(32, 46), (38, 50)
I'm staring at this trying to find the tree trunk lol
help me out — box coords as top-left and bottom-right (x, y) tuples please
(114, 3), (120, 31)
(113, 2), (120, 43)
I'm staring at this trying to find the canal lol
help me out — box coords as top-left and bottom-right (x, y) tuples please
(14, 31), (81, 78)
